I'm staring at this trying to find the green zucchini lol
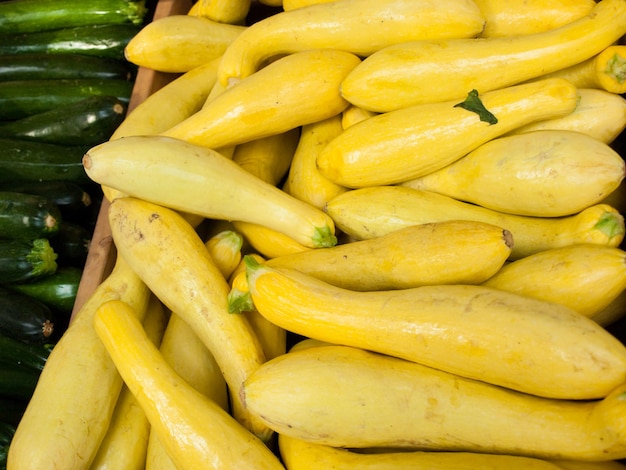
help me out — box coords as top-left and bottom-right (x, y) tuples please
(49, 222), (91, 269)
(0, 78), (132, 120)
(0, 95), (127, 145)
(0, 238), (57, 283)
(0, 332), (51, 371)
(0, 138), (90, 184)
(0, 286), (55, 344)
(0, 420), (16, 467)
(6, 266), (82, 315)
(0, 364), (40, 401)
(0, 53), (132, 82)
(0, 191), (62, 240)
(0, 181), (93, 223)
(0, 397), (28, 427)
(0, 23), (142, 61)
(0, 0), (148, 34)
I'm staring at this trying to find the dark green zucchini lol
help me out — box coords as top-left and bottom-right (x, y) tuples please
(0, 191), (62, 240)
(0, 396), (27, 427)
(0, 23), (142, 61)
(0, 0), (148, 34)
(0, 95), (127, 145)
(0, 53), (132, 82)
(0, 332), (51, 371)
(6, 266), (82, 315)
(49, 223), (91, 269)
(0, 420), (16, 467)
(0, 181), (93, 223)
(0, 286), (55, 344)
(0, 238), (57, 283)
(0, 78), (132, 120)
(0, 138), (90, 184)
(0, 363), (40, 401)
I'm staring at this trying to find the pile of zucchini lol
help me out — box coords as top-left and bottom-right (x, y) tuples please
(0, 0), (152, 461)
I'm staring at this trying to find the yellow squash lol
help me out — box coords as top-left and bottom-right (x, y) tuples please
(217, 0), (485, 85)
(232, 129), (300, 187)
(187, 0), (250, 24)
(124, 15), (246, 73)
(242, 345), (626, 460)
(508, 88), (626, 144)
(244, 257), (626, 399)
(7, 255), (151, 470)
(110, 57), (222, 139)
(482, 244), (626, 319)
(93, 300), (283, 470)
(162, 49), (361, 149)
(325, 186), (625, 259)
(106, 197), (271, 441)
(89, 294), (168, 470)
(283, 114), (348, 210)
(474, 0), (595, 38)
(278, 434), (566, 470)
(317, 78), (579, 187)
(535, 45), (626, 95)
(232, 220), (311, 258)
(204, 229), (244, 279)
(83, 135), (338, 248)
(400, 129), (625, 217)
(340, 104), (377, 129)
(341, 0), (626, 112)
(262, 220), (513, 291)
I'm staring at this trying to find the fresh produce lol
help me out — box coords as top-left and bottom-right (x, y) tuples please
(400, 129), (625, 217)
(0, 0), (147, 34)
(0, 287), (56, 344)
(0, 333), (50, 372)
(0, 191), (62, 240)
(0, 95), (127, 145)
(11, 0), (626, 468)
(316, 78), (580, 187)
(0, 78), (132, 120)
(341, 0), (626, 111)
(242, 344), (626, 460)
(83, 135), (338, 249)
(216, 0), (486, 85)
(325, 186), (624, 259)
(0, 239), (57, 283)
(93, 299), (284, 469)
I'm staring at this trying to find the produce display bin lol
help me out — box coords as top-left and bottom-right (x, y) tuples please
(70, 0), (193, 321)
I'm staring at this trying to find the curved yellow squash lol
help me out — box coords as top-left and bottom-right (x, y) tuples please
(242, 345), (626, 459)
(94, 300), (283, 470)
(244, 257), (626, 399)
(341, 0), (626, 111)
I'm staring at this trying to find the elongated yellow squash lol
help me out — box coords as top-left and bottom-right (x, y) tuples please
(124, 15), (245, 73)
(265, 220), (513, 291)
(535, 45), (626, 95)
(232, 220), (311, 258)
(7, 255), (151, 470)
(326, 186), (625, 259)
(90, 294), (168, 470)
(217, 0), (485, 85)
(107, 197), (271, 442)
(94, 300), (283, 470)
(318, 78), (579, 187)
(242, 345), (626, 459)
(483, 244), (626, 318)
(340, 104), (377, 129)
(244, 257), (626, 399)
(474, 0), (595, 38)
(83, 135), (337, 248)
(401, 129), (625, 217)
(188, 0), (250, 24)
(162, 49), (360, 149)
(110, 57), (221, 139)
(283, 114), (348, 210)
(509, 88), (626, 144)
(341, 0), (626, 112)
(278, 434), (565, 470)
